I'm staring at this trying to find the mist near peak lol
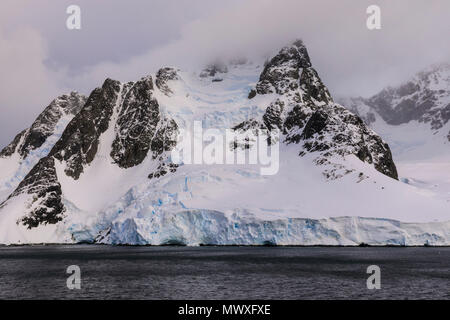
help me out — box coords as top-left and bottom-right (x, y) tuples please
(1, 0), (449, 148)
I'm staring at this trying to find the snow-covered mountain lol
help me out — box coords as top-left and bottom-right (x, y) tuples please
(1, 41), (449, 245)
(339, 63), (450, 205)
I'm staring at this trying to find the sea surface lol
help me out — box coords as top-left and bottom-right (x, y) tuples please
(0, 245), (448, 300)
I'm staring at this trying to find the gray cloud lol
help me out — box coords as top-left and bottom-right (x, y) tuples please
(1, 0), (450, 148)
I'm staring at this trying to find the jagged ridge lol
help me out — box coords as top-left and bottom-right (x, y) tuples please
(236, 40), (397, 179)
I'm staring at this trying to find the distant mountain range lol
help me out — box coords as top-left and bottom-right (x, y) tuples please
(344, 63), (450, 130)
(339, 63), (450, 157)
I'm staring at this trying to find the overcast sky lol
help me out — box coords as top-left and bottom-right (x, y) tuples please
(1, 0), (450, 148)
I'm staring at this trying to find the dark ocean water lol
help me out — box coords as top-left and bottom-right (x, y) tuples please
(0, 245), (448, 300)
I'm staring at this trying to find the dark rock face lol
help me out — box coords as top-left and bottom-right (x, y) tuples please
(256, 39), (312, 95)
(231, 118), (271, 149)
(4, 157), (64, 229)
(299, 67), (332, 105)
(235, 40), (398, 180)
(0, 92), (86, 159)
(263, 99), (285, 130)
(371, 141), (398, 180)
(300, 110), (329, 141)
(232, 119), (266, 132)
(199, 62), (228, 78)
(148, 162), (178, 180)
(111, 76), (179, 168)
(50, 79), (121, 179)
(283, 103), (317, 143)
(111, 77), (158, 168)
(299, 105), (398, 180)
(156, 67), (179, 96)
(0, 129), (27, 158)
(251, 40), (333, 144)
(149, 118), (178, 157)
(19, 92), (87, 158)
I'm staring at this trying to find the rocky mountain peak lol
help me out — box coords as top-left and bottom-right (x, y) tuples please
(0, 91), (87, 159)
(255, 39), (313, 95)
(156, 67), (179, 96)
(279, 39), (312, 68)
(237, 40), (397, 180)
(55, 91), (87, 115)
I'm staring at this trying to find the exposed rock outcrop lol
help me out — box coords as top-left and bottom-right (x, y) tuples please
(155, 67), (179, 96)
(111, 76), (178, 168)
(3, 157), (64, 228)
(235, 40), (398, 180)
(0, 92), (86, 159)
(50, 79), (121, 179)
